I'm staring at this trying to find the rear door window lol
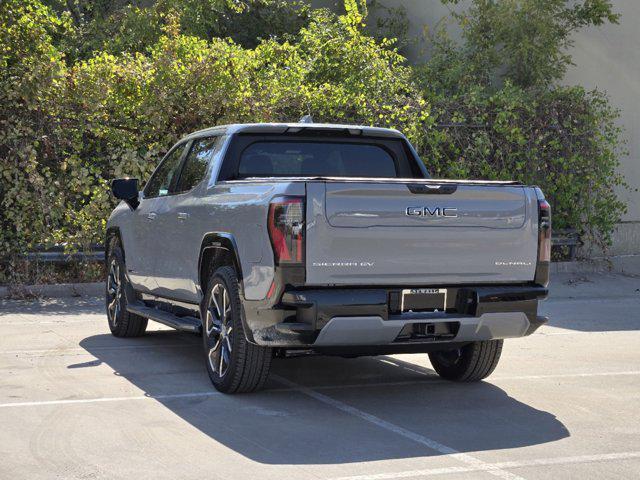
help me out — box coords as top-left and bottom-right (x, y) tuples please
(237, 142), (398, 178)
(175, 136), (220, 193)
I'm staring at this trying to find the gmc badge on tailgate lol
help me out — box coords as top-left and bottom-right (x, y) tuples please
(406, 207), (458, 218)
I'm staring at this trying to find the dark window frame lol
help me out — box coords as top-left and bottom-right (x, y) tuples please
(173, 135), (220, 194)
(218, 133), (426, 181)
(143, 140), (192, 199)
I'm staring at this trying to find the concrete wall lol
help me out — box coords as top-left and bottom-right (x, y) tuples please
(562, 1), (640, 255)
(310, 0), (639, 255)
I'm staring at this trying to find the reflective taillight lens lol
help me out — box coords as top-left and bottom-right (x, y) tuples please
(268, 197), (305, 265)
(534, 188), (551, 286)
(538, 199), (551, 263)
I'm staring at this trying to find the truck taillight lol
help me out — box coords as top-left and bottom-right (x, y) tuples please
(538, 199), (551, 262)
(534, 188), (551, 286)
(268, 197), (305, 265)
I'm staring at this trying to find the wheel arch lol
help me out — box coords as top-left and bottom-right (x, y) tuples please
(105, 227), (123, 264)
(105, 226), (140, 305)
(198, 233), (244, 297)
(198, 233), (258, 344)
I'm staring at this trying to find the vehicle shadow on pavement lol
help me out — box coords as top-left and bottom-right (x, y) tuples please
(76, 331), (570, 465)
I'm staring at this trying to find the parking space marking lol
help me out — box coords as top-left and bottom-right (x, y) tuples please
(0, 318), (104, 325)
(492, 371), (640, 380)
(272, 375), (526, 480)
(1, 370), (639, 409)
(0, 391), (222, 408)
(329, 452), (640, 480)
(2, 343), (194, 357)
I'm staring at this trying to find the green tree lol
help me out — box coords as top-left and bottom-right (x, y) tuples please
(42, 0), (311, 60)
(442, 0), (619, 88)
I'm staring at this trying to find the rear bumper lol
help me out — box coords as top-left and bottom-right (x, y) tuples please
(313, 312), (548, 346)
(243, 284), (548, 350)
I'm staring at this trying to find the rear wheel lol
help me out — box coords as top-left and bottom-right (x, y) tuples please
(428, 340), (503, 382)
(202, 266), (272, 393)
(105, 238), (148, 337)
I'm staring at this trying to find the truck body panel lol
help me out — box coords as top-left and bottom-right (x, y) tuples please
(306, 181), (539, 286)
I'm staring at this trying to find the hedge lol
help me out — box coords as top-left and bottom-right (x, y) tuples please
(0, 0), (627, 283)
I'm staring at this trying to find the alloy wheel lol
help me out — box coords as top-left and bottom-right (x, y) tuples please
(205, 283), (233, 378)
(106, 259), (122, 326)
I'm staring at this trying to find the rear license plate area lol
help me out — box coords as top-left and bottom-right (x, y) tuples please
(401, 288), (447, 313)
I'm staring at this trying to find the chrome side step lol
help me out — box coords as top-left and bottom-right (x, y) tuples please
(127, 302), (202, 333)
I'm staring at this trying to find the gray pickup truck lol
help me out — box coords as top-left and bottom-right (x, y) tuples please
(106, 122), (551, 393)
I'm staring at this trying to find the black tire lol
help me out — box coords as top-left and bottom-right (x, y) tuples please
(428, 340), (503, 382)
(105, 238), (148, 338)
(202, 266), (272, 393)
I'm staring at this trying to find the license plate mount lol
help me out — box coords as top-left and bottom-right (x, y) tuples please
(401, 288), (447, 313)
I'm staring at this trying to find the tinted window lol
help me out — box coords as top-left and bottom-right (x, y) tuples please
(176, 137), (219, 193)
(238, 142), (398, 178)
(144, 144), (187, 198)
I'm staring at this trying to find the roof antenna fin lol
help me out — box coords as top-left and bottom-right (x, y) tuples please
(299, 114), (314, 124)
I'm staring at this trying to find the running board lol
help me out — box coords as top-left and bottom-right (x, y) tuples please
(127, 302), (202, 333)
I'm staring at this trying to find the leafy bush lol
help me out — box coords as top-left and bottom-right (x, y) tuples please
(0, 0), (71, 256)
(0, 0), (628, 285)
(0, 0), (429, 275)
(44, 0), (311, 60)
(418, 82), (626, 249)
(415, 0), (626, 252)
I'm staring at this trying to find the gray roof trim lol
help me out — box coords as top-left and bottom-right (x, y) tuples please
(220, 177), (523, 186)
(183, 123), (405, 141)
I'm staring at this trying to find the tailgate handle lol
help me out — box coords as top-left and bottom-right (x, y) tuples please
(408, 184), (457, 195)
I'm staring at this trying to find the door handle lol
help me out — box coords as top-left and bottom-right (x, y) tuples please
(177, 212), (190, 221)
(147, 212), (157, 220)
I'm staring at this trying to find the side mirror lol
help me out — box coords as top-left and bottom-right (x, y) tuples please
(111, 178), (140, 210)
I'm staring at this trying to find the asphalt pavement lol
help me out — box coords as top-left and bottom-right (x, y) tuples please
(0, 272), (639, 480)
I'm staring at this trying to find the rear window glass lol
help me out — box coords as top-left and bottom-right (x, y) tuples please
(238, 142), (398, 178)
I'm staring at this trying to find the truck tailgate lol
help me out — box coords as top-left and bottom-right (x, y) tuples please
(305, 181), (539, 285)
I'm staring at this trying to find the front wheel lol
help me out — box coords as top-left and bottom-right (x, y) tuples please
(105, 238), (148, 338)
(428, 340), (503, 382)
(202, 266), (272, 393)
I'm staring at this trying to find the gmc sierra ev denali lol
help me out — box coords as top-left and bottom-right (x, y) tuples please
(106, 122), (551, 393)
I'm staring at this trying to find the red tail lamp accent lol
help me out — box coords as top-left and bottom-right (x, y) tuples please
(268, 197), (305, 265)
(266, 281), (276, 299)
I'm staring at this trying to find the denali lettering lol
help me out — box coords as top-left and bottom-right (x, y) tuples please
(406, 206), (458, 218)
(313, 261), (375, 267)
(495, 261), (533, 266)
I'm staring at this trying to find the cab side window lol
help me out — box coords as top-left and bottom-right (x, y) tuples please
(144, 143), (187, 198)
(175, 136), (219, 193)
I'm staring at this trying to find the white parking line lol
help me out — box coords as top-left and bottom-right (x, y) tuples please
(0, 318), (104, 325)
(0, 370), (638, 409)
(493, 371), (640, 381)
(2, 343), (194, 356)
(272, 375), (525, 480)
(0, 390), (223, 408)
(329, 452), (640, 480)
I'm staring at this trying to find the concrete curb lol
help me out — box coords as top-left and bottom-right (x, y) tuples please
(552, 255), (640, 275)
(0, 282), (104, 299)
